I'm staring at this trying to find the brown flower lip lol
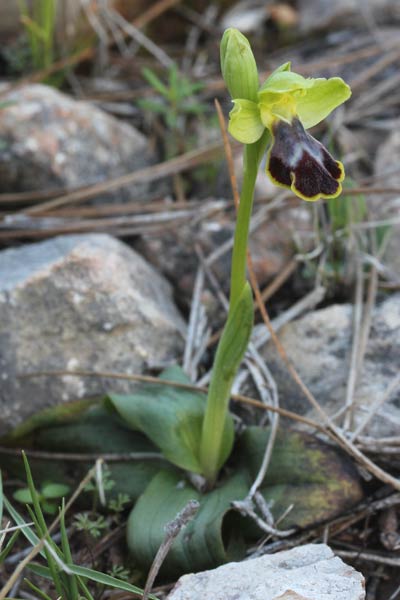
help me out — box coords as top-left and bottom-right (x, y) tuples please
(266, 117), (344, 201)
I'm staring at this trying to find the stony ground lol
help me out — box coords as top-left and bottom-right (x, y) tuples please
(0, 1), (399, 599)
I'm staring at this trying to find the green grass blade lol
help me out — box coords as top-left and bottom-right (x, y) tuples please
(27, 562), (52, 579)
(65, 564), (157, 599)
(77, 576), (95, 600)
(60, 499), (79, 599)
(22, 453), (64, 598)
(24, 578), (53, 600)
(0, 530), (20, 562)
(3, 496), (44, 555)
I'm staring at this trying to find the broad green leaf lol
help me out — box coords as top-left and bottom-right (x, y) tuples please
(13, 488), (33, 504)
(127, 469), (249, 576)
(0, 398), (96, 442)
(236, 426), (363, 528)
(107, 366), (207, 473)
(128, 427), (362, 575)
(41, 483), (70, 499)
(1, 405), (168, 502)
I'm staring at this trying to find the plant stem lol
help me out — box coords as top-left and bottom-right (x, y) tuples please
(199, 138), (266, 484)
(229, 142), (260, 310)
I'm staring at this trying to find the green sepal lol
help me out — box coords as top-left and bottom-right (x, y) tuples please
(220, 28), (259, 102)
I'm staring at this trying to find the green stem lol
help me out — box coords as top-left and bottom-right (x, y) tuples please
(229, 142), (260, 309)
(199, 135), (267, 484)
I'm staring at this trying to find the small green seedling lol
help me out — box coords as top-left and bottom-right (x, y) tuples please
(17, 0), (58, 70)
(73, 512), (108, 539)
(13, 481), (71, 515)
(139, 64), (206, 158)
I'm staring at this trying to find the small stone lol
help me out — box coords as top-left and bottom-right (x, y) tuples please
(0, 234), (186, 436)
(297, 0), (400, 34)
(0, 84), (154, 201)
(260, 295), (400, 438)
(167, 544), (365, 600)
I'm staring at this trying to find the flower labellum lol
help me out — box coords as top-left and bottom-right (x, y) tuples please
(268, 117), (344, 201)
(223, 31), (352, 201)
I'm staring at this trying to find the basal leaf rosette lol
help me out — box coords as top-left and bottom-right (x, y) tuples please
(228, 62), (351, 201)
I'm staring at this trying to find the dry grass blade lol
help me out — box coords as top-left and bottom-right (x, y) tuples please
(20, 142), (224, 216)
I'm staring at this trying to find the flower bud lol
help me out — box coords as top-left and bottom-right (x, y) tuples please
(220, 28), (259, 102)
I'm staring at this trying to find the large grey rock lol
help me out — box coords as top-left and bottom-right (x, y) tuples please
(167, 544), (365, 600)
(0, 234), (186, 436)
(261, 294), (400, 438)
(0, 84), (154, 201)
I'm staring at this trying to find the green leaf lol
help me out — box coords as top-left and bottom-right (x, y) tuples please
(107, 366), (207, 473)
(127, 469), (249, 576)
(237, 426), (363, 528)
(0, 398), (96, 442)
(2, 405), (167, 502)
(228, 99), (264, 144)
(13, 488), (34, 504)
(138, 99), (168, 115)
(41, 483), (70, 499)
(128, 427), (363, 576)
(142, 67), (169, 97)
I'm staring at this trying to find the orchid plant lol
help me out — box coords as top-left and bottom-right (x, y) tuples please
(199, 28), (351, 484)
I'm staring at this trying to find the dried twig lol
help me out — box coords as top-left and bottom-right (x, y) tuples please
(142, 500), (199, 600)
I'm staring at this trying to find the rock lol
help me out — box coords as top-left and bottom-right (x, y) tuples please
(167, 543), (365, 600)
(261, 294), (400, 438)
(373, 126), (400, 281)
(297, 0), (400, 33)
(0, 84), (154, 201)
(0, 234), (186, 436)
